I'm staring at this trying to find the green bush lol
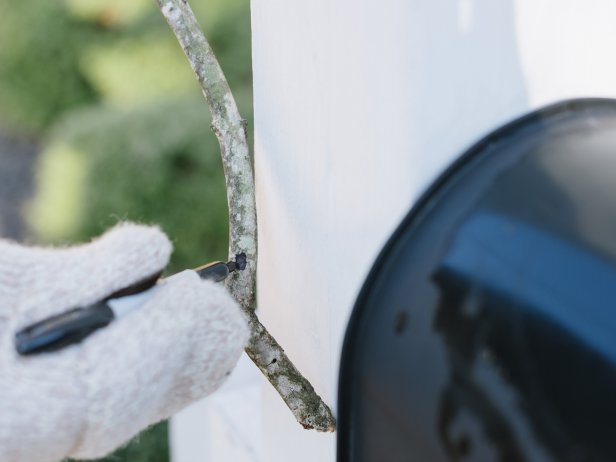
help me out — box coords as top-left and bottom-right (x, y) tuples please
(4, 0), (253, 459)
(27, 98), (232, 272)
(0, 1), (97, 134)
(0, 0), (250, 136)
(73, 423), (170, 462)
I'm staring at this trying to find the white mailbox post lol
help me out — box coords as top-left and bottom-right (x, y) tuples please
(171, 2), (616, 460)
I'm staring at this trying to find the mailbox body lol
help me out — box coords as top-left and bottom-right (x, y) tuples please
(339, 99), (616, 462)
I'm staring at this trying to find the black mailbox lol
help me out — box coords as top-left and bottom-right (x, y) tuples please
(338, 99), (616, 462)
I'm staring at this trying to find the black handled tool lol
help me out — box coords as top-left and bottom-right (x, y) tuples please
(14, 254), (246, 355)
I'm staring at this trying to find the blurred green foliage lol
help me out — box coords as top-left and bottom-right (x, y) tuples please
(0, 0), (252, 460)
(0, 0), (251, 135)
(28, 99), (232, 272)
(81, 35), (198, 106)
(73, 422), (170, 462)
(0, 1), (97, 134)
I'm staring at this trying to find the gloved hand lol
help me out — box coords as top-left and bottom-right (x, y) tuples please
(0, 223), (248, 462)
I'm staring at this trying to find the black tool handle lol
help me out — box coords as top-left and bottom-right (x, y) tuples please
(13, 257), (245, 356)
(14, 302), (114, 355)
(195, 261), (231, 282)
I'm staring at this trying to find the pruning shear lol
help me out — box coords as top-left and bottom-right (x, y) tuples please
(14, 253), (247, 356)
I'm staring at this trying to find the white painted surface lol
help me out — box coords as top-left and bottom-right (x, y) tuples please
(515, 0), (616, 105)
(170, 354), (263, 462)
(172, 1), (616, 460)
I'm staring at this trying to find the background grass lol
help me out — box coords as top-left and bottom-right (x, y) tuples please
(0, 0), (253, 460)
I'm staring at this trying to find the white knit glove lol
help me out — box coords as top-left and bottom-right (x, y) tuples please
(0, 223), (248, 462)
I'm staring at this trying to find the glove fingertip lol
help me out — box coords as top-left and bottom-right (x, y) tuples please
(100, 222), (173, 269)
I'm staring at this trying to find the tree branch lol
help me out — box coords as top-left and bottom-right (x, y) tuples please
(155, 0), (336, 432)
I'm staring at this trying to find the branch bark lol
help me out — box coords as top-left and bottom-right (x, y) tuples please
(156, 0), (336, 432)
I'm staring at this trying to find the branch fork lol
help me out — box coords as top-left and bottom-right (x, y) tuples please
(156, 0), (336, 432)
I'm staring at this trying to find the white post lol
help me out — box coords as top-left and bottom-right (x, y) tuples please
(172, 1), (616, 460)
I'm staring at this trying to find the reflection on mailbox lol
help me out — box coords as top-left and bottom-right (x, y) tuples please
(339, 99), (616, 462)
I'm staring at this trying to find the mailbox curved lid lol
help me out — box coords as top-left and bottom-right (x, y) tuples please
(338, 99), (616, 462)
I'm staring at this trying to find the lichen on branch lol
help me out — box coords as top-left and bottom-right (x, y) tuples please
(155, 0), (336, 432)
